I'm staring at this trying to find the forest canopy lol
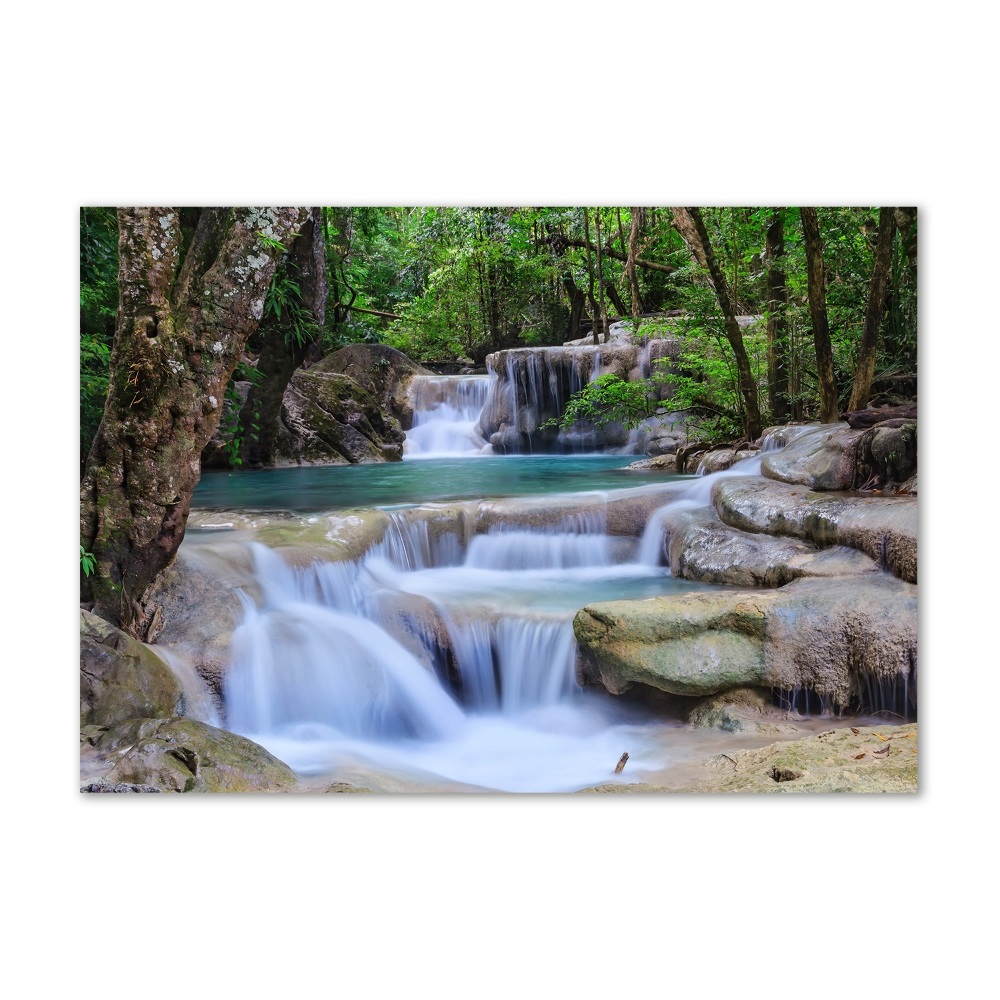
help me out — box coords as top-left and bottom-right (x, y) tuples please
(81, 206), (916, 462)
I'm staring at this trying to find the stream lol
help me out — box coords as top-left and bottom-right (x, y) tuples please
(183, 374), (879, 792)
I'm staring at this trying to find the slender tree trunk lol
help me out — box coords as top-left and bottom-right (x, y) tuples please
(562, 275), (587, 339)
(799, 207), (841, 423)
(80, 207), (311, 635)
(239, 210), (327, 467)
(603, 279), (627, 319)
(671, 207), (763, 441)
(848, 207), (897, 411)
(626, 207), (642, 324)
(594, 210), (609, 343)
(583, 208), (600, 345)
(765, 209), (790, 423)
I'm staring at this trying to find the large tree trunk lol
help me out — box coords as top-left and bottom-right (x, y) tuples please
(81, 207), (312, 635)
(562, 274), (587, 340)
(239, 210), (327, 467)
(671, 207), (763, 441)
(799, 207), (841, 423)
(847, 207), (897, 412)
(764, 209), (790, 423)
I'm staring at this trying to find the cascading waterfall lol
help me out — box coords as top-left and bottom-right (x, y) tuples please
(404, 374), (493, 457)
(222, 505), (680, 791)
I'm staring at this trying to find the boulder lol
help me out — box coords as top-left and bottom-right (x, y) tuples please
(759, 420), (917, 492)
(86, 717), (298, 792)
(316, 344), (432, 429)
(760, 422), (862, 489)
(574, 574), (917, 711)
(695, 449), (757, 474)
(274, 369), (405, 466)
(712, 477), (917, 583)
(687, 687), (800, 734)
(656, 504), (879, 587)
(80, 610), (182, 728)
(142, 543), (252, 696)
(623, 455), (678, 472)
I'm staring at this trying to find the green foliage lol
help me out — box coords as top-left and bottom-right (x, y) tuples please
(80, 546), (96, 577)
(256, 232), (286, 251)
(545, 374), (657, 432)
(215, 362), (263, 467)
(80, 208), (118, 461)
(264, 272), (319, 348)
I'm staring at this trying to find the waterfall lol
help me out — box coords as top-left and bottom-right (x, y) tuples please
(220, 506), (675, 790)
(404, 375), (492, 457)
(638, 454), (765, 566)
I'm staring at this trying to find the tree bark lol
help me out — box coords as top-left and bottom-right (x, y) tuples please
(764, 209), (790, 422)
(799, 207), (841, 423)
(593, 210), (609, 343)
(239, 210), (327, 467)
(672, 207), (763, 441)
(583, 208), (600, 345)
(81, 207), (312, 635)
(626, 207), (642, 323)
(848, 207), (897, 412)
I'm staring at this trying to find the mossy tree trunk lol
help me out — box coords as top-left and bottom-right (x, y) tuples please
(238, 209), (327, 467)
(80, 206), (312, 636)
(799, 207), (841, 423)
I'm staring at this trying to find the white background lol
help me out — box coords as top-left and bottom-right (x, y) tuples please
(2, 2), (992, 997)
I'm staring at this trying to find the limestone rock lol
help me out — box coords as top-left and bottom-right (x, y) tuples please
(574, 574), (917, 710)
(316, 344), (432, 429)
(657, 504), (879, 587)
(687, 688), (800, 734)
(760, 422), (862, 489)
(89, 717), (297, 792)
(274, 369), (405, 466)
(80, 609), (182, 728)
(712, 477), (917, 583)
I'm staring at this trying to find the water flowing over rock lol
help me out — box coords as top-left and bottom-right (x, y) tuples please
(478, 338), (679, 454)
(404, 374), (492, 457)
(758, 419), (917, 492)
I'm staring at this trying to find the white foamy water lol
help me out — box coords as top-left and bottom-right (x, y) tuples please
(404, 375), (493, 458)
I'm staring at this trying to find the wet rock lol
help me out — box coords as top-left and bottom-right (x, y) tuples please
(90, 717), (297, 792)
(80, 610), (183, 728)
(623, 455), (678, 472)
(760, 422), (862, 489)
(657, 504), (879, 586)
(712, 477), (917, 583)
(696, 449), (757, 474)
(479, 340), (679, 454)
(274, 370), (405, 466)
(574, 574), (917, 710)
(687, 688), (799, 734)
(143, 545), (251, 696)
